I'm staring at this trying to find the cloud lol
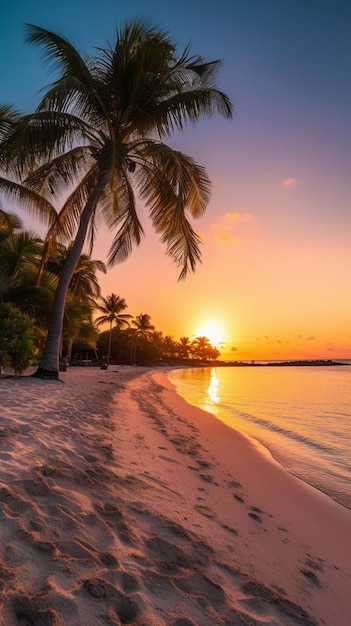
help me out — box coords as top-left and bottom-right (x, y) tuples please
(307, 336), (315, 341)
(231, 346), (238, 352)
(210, 212), (253, 244)
(282, 177), (297, 187)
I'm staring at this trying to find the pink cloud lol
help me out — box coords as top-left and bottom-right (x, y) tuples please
(210, 212), (253, 243)
(282, 177), (297, 187)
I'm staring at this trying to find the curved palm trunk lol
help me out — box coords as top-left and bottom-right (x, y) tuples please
(106, 321), (113, 368)
(34, 195), (97, 379)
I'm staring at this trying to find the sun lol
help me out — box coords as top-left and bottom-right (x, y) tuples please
(194, 320), (225, 348)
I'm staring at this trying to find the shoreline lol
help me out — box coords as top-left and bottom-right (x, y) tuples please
(167, 364), (351, 512)
(0, 366), (350, 625)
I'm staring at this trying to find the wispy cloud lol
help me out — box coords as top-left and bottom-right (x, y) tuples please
(210, 212), (253, 243)
(282, 177), (297, 187)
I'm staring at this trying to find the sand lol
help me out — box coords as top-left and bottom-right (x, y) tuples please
(0, 365), (350, 626)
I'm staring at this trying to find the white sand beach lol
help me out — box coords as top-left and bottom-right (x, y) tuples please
(0, 366), (350, 625)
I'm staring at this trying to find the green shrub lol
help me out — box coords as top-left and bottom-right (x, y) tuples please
(0, 302), (38, 374)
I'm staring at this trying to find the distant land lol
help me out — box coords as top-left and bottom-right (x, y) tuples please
(165, 359), (349, 368)
(220, 359), (348, 367)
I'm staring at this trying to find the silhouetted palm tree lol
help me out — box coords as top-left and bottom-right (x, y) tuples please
(191, 335), (211, 359)
(0, 105), (57, 237)
(95, 293), (132, 366)
(0, 21), (232, 378)
(130, 313), (155, 365)
(131, 313), (155, 337)
(179, 336), (191, 359)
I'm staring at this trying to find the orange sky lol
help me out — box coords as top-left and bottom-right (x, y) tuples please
(93, 171), (350, 361)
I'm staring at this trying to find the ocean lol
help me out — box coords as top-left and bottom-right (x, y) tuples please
(168, 363), (351, 510)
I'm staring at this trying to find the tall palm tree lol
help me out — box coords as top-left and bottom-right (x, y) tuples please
(95, 293), (132, 367)
(1, 21), (232, 378)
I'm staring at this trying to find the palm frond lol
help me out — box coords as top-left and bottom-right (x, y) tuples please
(44, 163), (100, 243)
(0, 177), (57, 225)
(0, 209), (23, 233)
(25, 24), (95, 91)
(106, 171), (144, 265)
(1, 110), (95, 177)
(23, 145), (92, 197)
(0, 105), (21, 143)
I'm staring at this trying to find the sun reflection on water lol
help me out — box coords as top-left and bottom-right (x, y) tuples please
(206, 368), (219, 405)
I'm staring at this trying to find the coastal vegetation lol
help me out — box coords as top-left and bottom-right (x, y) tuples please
(0, 20), (232, 378)
(0, 215), (220, 368)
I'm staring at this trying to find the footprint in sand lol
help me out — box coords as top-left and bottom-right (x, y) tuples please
(195, 504), (216, 519)
(159, 454), (180, 464)
(239, 579), (317, 626)
(233, 494), (245, 503)
(300, 568), (322, 587)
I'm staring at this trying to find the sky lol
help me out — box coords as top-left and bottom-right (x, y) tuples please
(1, 0), (350, 360)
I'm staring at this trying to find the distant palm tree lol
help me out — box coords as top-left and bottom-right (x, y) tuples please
(0, 21), (232, 378)
(179, 336), (191, 359)
(95, 294), (132, 367)
(162, 335), (178, 359)
(191, 335), (211, 360)
(130, 313), (155, 365)
(131, 313), (155, 338)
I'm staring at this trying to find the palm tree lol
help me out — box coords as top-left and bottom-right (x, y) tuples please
(46, 243), (106, 303)
(0, 105), (57, 239)
(0, 208), (23, 241)
(95, 293), (132, 367)
(162, 335), (178, 360)
(179, 336), (191, 359)
(1, 21), (232, 378)
(0, 229), (43, 297)
(191, 335), (212, 360)
(129, 313), (155, 365)
(131, 313), (155, 338)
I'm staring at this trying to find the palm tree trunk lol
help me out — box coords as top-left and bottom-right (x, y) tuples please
(34, 196), (97, 379)
(107, 321), (112, 368)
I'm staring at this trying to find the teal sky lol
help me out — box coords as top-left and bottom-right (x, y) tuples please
(1, 0), (350, 358)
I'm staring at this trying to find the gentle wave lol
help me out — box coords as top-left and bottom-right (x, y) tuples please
(231, 407), (338, 455)
(169, 365), (351, 509)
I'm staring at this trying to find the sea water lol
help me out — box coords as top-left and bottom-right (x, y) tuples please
(168, 364), (351, 510)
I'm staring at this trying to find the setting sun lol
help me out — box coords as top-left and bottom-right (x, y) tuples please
(193, 321), (225, 348)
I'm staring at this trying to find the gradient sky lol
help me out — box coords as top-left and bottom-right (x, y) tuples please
(1, 0), (350, 359)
